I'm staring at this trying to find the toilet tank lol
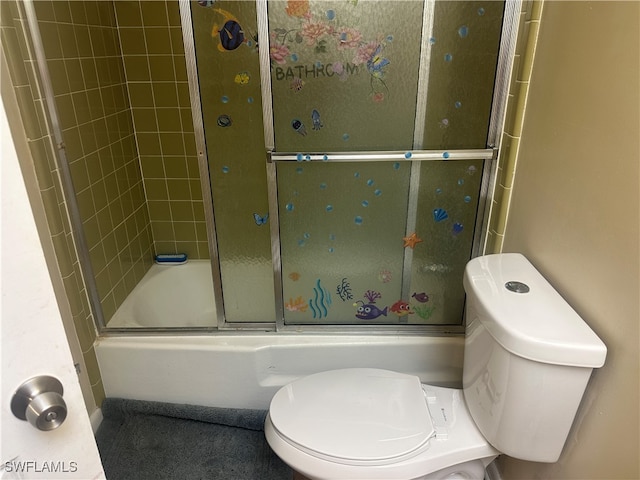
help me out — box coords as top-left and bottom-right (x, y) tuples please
(462, 253), (606, 463)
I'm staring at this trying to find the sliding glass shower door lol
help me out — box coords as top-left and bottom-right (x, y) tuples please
(190, 0), (506, 328)
(265, 0), (503, 326)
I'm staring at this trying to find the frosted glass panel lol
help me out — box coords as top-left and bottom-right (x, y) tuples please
(279, 161), (411, 324)
(409, 160), (483, 324)
(423, 1), (505, 148)
(278, 159), (483, 325)
(268, 0), (424, 151)
(192, 1), (275, 322)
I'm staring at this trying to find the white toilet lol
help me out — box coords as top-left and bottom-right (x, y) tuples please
(265, 253), (607, 480)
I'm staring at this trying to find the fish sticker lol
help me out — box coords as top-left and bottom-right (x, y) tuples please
(390, 300), (413, 317)
(354, 301), (388, 320)
(285, 296), (308, 312)
(212, 9), (245, 51)
(291, 119), (307, 136)
(253, 213), (269, 226)
(412, 292), (430, 303)
(311, 109), (323, 130)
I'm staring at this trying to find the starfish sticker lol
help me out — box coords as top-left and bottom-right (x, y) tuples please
(403, 233), (423, 249)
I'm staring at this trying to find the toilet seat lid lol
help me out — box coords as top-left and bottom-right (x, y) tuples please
(269, 368), (435, 465)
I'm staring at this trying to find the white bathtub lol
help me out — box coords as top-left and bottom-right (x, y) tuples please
(107, 260), (216, 328)
(96, 260), (465, 409)
(95, 335), (464, 409)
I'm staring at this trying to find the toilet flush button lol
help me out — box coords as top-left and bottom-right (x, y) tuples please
(505, 281), (530, 293)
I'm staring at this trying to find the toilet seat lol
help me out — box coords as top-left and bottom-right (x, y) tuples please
(268, 368), (435, 466)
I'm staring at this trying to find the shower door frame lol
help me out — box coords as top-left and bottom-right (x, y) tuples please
(252, 0), (521, 333)
(177, 0), (522, 334)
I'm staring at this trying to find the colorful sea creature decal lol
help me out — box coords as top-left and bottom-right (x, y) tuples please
(290, 77), (305, 92)
(198, 0), (215, 7)
(390, 299), (413, 317)
(311, 109), (323, 130)
(414, 304), (435, 321)
(291, 119), (307, 136)
(412, 292), (430, 303)
(288, 272), (301, 281)
(234, 72), (250, 85)
(285, 296), (308, 312)
(433, 208), (448, 222)
(336, 278), (353, 301)
(217, 114), (232, 127)
(212, 9), (245, 52)
(363, 290), (382, 304)
(253, 213), (269, 226)
(452, 223), (464, 235)
(354, 301), (388, 320)
(403, 232), (422, 249)
(309, 279), (332, 319)
(289, 272), (301, 282)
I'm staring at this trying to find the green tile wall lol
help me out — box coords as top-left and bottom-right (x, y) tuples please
(114, 0), (207, 259)
(32, 0), (155, 324)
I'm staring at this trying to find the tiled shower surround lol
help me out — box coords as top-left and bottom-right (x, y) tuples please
(12, 0), (207, 323)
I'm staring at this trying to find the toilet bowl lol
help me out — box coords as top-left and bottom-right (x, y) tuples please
(265, 369), (498, 480)
(265, 254), (607, 480)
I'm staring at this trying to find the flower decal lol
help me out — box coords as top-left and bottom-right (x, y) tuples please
(270, 3), (392, 102)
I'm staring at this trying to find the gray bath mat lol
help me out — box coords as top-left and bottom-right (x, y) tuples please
(96, 398), (292, 480)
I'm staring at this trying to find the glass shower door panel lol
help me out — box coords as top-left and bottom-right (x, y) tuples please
(423, 1), (505, 149)
(268, 0), (424, 152)
(409, 159), (483, 324)
(192, 1), (275, 323)
(279, 161), (411, 324)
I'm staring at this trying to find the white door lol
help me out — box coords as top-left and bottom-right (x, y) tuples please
(1, 98), (105, 479)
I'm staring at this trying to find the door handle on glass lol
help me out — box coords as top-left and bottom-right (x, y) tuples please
(11, 376), (67, 431)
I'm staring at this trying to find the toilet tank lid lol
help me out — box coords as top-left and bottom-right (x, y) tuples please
(464, 254), (607, 368)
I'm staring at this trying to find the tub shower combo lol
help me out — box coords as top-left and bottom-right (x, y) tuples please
(21, 0), (522, 405)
